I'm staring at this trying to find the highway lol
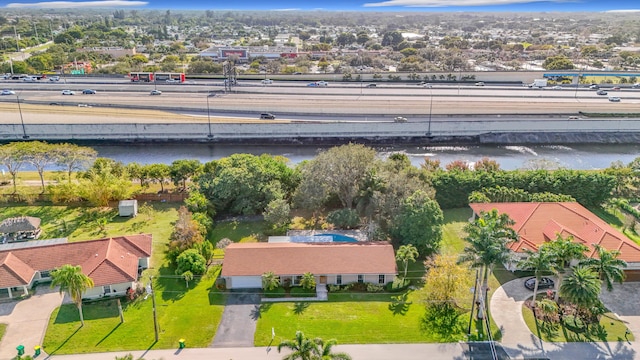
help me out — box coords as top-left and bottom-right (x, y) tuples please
(0, 78), (639, 123)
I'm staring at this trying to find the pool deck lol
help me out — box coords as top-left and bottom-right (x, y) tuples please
(286, 229), (368, 242)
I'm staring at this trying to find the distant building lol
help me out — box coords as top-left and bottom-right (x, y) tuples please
(78, 47), (136, 58)
(200, 46), (298, 63)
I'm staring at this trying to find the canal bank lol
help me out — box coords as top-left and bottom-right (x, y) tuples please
(3, 117), (640, 144)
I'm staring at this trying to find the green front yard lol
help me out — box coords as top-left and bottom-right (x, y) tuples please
(43, 269), (225, 354)
(522, 305), (632, 343)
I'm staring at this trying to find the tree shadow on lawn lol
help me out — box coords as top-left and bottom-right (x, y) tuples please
(251, 303), (272, 320)
(419, 303), (467, 342)
(95, 322), (122, 346)
(388, 292), (412, 316)
(46, 324), (82, 356)
(293, 302), (310, 315)
(155, 265), (188, 302)
(54, 301), (120, 324)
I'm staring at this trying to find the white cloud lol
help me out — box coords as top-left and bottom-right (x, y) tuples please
(364, 0), (570, 7)
(6, 0), (147, 8)
(605, 9), (640, 13)
(271, 8), (302, 11)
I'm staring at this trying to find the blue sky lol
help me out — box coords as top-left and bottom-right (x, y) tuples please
(3, 0), (640, 12)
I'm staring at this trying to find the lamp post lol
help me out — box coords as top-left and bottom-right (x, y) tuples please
(16, 95), (29, 139)
(206, 95), (213, 138)
(427, 88), (433, 136)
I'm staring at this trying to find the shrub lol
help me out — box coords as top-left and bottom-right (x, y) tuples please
(366, 283), (384, 292)
(290, 286), (316, 297)
(347, 282), (368, 292)
(327, 284), (342, 292)
(386, 277), (410, 292)
(264, 287), (286, 298)
(327, 208), (360, 229)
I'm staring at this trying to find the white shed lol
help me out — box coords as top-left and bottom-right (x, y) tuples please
(118, 200), (138, 217)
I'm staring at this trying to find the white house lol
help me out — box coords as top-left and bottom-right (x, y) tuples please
(221, 242), (397, 289)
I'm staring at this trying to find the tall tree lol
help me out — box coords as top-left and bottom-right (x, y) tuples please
(425, 254), (473, 308)
(0, 142), (29, 193)
(278, 331), (318, 360)
(294, 144), (376, 210)
(50, 264), (94, 326)
(519, 245), (556, 304)
(458, 209), (518, 319)
(547, 234), (588, 301)
(300, 272), (316, 291)
(146, 163), (170, 192)
(23, 141), (56, 193)
(396, 244), (419, 279)
(579, 244), (627, 291)
(392, 190), (444, 257)
(169, 159), (202, 191)
(54, 143), (97, 184)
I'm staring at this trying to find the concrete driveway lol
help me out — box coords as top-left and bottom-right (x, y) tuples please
(211, 290), (261, 348)
(601, 282), (640, 339)
(0, 285), (65, 360)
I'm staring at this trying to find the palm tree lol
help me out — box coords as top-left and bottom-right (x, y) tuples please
(262, 271), (280, 291)
(300, 272), (316, 290)
(579, 243), (627, 291)
(396, 244), (419, 279)
(278, 331), (318, 360)
(458, 209), (518, 319)
(519, 245), (556, 302)
(50, 264), (94, 326)
(560, 265), (602, 313)
(312, 338), (352, 360)
(547, 234), (588, 301)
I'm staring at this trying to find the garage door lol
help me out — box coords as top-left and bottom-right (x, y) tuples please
(229, 276), (262, 289)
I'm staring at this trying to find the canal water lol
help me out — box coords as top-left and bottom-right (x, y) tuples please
(90, 143), (640, 170)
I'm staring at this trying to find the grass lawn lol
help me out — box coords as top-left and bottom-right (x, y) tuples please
(43, 267), (225, 355)
(0, 323), (6, 343)
(7, 201), (228, 354)
(522, 305), (633, 343)
(209, 219), (267, 244)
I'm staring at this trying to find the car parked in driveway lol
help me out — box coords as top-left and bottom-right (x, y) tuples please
(61, 90), (75, 95)
(524, 277), (555, 291)
(1, 89), (15, 95)
(82, 89), (96, 94)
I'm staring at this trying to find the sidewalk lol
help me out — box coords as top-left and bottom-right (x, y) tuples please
(45, 343), (467, 360)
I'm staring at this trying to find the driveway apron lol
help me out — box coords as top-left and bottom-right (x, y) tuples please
(0, 285), (65, 360)
(211, 290), (261, 348)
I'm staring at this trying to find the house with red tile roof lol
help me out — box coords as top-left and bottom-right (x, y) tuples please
(469, 202), (640, 280)
(0, 234), (152, 299)
(221, 242), (397, 289)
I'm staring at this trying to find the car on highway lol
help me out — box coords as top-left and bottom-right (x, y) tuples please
(82, 89), (96, 94)
(394, 116), (408, 123)
(550, 85), (563, 90)
(260, 113), (276, 120)
(49, 76), (60, 82)
(293, 72), (302, 75)
(609, 97), (621, 102)
(596, 90), (608, 96)
(568, 116), (581, 120)
(165, 79), (180, 84)
(611, 86), (621, 91)
(589, 84), (600, 89)
(475, 82), (485, 86)
(261, 79), (273, 84)
(150, 90), (162, 95)
(312, 81), (328, 87)
(365, 83), (377, 88)
(524, 277), (554, 291)
(633, 83), (640, 89)
(61, 90), (75, 95)
(22, 76), (37, 82)
(1, 89), (15, 95)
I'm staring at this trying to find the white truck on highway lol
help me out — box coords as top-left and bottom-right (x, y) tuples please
(528, 79), (548, 88)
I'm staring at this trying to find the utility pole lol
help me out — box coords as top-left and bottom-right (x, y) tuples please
(149, 275), (159, 342)
(16, 95), (29, 139)
(13, 26), (20, 52)
(33, 22), (38, 40)
(427, 88), (433, 136)
(206, 95), (213, 138)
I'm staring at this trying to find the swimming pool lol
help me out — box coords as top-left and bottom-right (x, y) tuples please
(313, 233), (358, 242)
